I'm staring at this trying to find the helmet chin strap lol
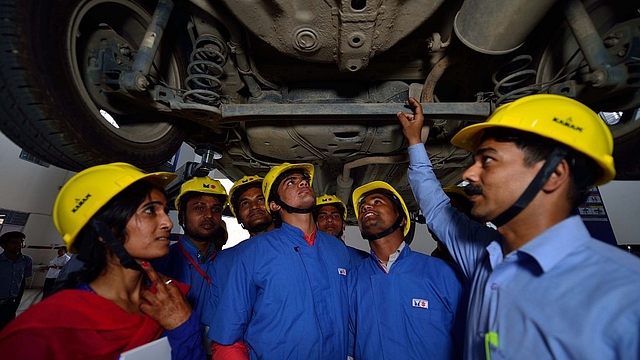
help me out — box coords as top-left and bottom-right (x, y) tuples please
(276, 198), (314, 214)
(361, 215), (403, 241)
(92, 220), (143, 271)
(491, 147), (568, 227)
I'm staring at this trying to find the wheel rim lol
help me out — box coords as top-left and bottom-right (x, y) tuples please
(66, 0), (182, 143)
(536, 0), (640, 141)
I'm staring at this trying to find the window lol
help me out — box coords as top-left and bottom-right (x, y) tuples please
(0, 209), (29, 235)
(19, 150), (50, 168)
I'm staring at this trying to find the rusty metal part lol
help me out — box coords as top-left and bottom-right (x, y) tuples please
(454, 0), (558, 54)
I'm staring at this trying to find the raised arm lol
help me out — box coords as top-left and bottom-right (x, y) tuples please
(398, 98), (497, 278)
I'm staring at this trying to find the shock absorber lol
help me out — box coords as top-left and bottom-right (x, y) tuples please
(183, 35), (228, 106)
(492, 54), (540, 105)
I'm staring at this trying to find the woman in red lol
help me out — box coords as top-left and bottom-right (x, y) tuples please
(0, 163), (205, 360)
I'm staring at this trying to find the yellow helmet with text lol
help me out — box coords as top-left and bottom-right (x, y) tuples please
(352, 181), (411, 236)
(175, 176), (228, 210)
(262, 162), (315, 212)
(53, 163), (176, 251)
(451, 94), (615, 185)
(228, 175), (264, 217)
(315, 194), (347, 221)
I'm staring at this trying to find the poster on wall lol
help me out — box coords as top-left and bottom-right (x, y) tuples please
(577, 187), (617, 245)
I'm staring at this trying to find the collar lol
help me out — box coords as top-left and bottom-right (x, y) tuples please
(303, 229), (317, 246)
(280, 222), (318, 247)
(517, 215), (589, 273)
(393, 241), (407, 258)
(0, 252), (24, 262)
(375, 241), (407, 273)
(181, 235), (216, 263)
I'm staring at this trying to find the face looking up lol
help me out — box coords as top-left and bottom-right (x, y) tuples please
(357, 193), (402, 237)
(273, 172), (315, 211)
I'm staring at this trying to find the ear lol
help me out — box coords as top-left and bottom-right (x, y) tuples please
(269, 201), (280, 213)
(542, 158), (571, 193)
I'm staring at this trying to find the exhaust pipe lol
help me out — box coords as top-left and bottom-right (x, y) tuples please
(454, 0), (558, 55)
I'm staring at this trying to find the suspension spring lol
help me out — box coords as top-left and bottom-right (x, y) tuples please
(183, 35), (228, 106)
(492, 55), (541, 105)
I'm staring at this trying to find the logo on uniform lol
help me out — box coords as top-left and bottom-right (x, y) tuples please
(412, 298), (428, 309)
(338, 268), (347, 276)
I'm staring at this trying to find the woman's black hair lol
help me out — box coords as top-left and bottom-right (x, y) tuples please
(54, 180), (168, 292)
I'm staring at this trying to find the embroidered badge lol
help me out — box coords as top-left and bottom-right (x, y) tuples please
(338, 268), (347, 276)
(412, 298), (428, 309)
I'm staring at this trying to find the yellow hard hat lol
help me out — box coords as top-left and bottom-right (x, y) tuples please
(451, 94), (615, 185)
(352, 181), (411, 236)
(262, 163), (315, 212)
(228, 175), (264, 217)
(315, 194), (347, 221)
(175, 176), (228, 210)
(53, 163), (176, 251)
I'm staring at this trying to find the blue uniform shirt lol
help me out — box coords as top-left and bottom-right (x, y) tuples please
(408, 144), (640, 360)
(210, 222), (352, 360)
(346, 244), (369, 267)
(153, 237), (216, 325)
(0, 252), (33, 299)
(348, 243), (466, 360)
(204, 240), (251, 326)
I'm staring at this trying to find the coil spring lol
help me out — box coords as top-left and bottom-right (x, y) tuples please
(492, 55), (541, 105)
(183, 35), (228, 106)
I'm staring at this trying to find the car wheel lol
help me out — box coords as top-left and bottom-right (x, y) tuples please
(0, 0), (187, 171)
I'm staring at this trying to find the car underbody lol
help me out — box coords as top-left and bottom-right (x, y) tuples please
(0, 0), (638, 224)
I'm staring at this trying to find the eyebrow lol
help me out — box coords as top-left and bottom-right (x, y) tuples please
(475, 147), (498, 156)
(191, 201), (223, 206)
(240, 194), (264, 201)
(284, 174), (303, 181)
(141, 200), (166, 208)
(359, 194), (385, 206)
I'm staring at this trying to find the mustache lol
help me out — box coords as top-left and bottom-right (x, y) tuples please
(464, 184), (483, 196)
(248, 208), (267, 216)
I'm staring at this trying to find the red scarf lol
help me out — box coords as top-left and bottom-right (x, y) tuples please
(0, 282), (188, 359)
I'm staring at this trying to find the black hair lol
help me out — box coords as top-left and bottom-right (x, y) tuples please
(55, 180), (167, 292)
(482, 128), (597, 207)
(0, 231), (25, 245)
